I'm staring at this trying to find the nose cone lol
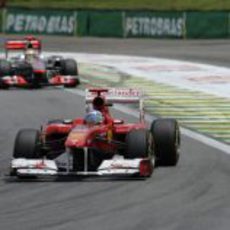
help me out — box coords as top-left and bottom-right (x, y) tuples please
(65, 131), (87, 148)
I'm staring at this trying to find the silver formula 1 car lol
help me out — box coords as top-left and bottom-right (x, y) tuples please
(0, 36), (79, 89)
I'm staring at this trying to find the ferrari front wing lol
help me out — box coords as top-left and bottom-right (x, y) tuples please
(10, 156), (154, 178)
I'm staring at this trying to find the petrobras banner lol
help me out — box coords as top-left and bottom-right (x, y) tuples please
(5, 8), (76, 35)
(125, 12), (185, 38)
(2, 9), (230, 38)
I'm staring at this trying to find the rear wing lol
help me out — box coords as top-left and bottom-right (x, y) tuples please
(86, 88), (142, 104)
(86, 88), (145, 122)
(5, 37), (41, 58)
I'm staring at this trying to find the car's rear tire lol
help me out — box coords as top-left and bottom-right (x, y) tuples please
(0, 79), (10, 89)
(151, 119), (180, 166)
(61, 59), (78, 76)
(13, 129), (42, 159)
(0, 60), (11, 89)
(125, 129), (149, 159)
(0, 59), (11, 77)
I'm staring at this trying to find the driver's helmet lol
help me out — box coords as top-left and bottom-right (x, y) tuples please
(25, 48), (37, 62)
(84, 110), (103, 125)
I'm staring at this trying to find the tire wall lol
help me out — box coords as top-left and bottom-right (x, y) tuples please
(1, 7), (230, 38)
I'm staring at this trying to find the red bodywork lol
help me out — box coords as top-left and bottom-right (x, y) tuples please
(45, 118), (145, 154)
(43, 88), (146, 155)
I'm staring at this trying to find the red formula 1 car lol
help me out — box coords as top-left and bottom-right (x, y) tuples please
(10, 88), (180, 179)
(0, 36), (79, 89)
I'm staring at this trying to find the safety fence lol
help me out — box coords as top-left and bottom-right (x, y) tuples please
(0, 8), (230, 38)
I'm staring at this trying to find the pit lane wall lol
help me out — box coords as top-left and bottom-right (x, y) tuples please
(1, 8), (230, 38)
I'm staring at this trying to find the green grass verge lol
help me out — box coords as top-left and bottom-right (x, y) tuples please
(7, 0), (230, 10)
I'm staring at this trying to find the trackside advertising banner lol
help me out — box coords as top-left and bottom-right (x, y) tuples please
(2, 8), (230, 38)
(5, 8), (76, 35)
(0, 9), (3, 32)
(125, 12), (185, 38)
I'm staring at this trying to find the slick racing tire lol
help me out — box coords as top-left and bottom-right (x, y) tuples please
(0, 59), (11, 77)
(125, 129), (149, 159)
(0, 79), (10, 89)
(61, 59), (78, 76)
(151, 119), (180, 166)
(13, 62), (33, 79)
(15, 62), (42, 88)
(13, 129), (42, 159)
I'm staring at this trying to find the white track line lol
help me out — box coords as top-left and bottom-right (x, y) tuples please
(66, 88), (230, 155)
(48, 51), (230, 99)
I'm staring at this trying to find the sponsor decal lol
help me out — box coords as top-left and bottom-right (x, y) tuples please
(5, 11), (75, 35)
(35, 160), (46, 169)
(107, 126), (113, 142)
(108, 88), (141, 97)
(87, 88), (140, 97)
(111, 162), (125, 169)
(125, 16), (184, 37)
(68, 132), (85, 140)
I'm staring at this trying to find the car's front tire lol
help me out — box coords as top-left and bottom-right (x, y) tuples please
(125, 129), (149, 159)
(13, 129), (42, 159)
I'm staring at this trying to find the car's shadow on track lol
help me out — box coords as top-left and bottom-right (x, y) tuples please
(3, 175), (146, 183)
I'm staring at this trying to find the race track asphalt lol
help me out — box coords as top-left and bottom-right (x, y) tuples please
(0, 36), (230, 230)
